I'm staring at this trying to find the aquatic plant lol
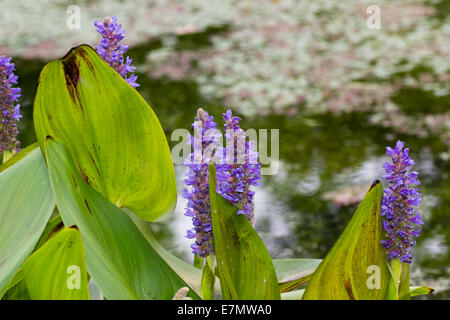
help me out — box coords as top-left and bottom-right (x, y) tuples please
(0, 10), (435, 301)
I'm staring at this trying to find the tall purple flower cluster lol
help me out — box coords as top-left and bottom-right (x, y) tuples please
(216, 110), (261, 225)
(381, 140), (423, 263)
(94, 16), (139, 88)
(183, 108), (218, 258)
(184, 109), (261, 257)
(0, 55), (21, 154)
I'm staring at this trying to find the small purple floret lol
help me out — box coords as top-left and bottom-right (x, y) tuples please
(94, 16), (139, 88)
(381, 140), (423, 263)
(0, 55), (21, 153)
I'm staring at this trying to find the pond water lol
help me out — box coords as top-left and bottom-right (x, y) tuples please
(12, 42), (449, 299)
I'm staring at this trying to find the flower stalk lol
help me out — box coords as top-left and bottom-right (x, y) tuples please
(381, 140), (423, 264)
(0, 55), (21, 161)
(94, 16), (139, 88)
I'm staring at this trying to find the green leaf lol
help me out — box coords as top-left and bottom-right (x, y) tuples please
(2, 215), (63, 297)
(208, 163), (281, 300)
(34, 44), (176, 221)
(410, 286), (434, 297)
(45, 138), (199, 300)
(273, 259), (322, 292)
(200, 256), (216, 300)
(23, 227), (89, 300)
(0, 146), (55, 297)
(303, 180), (390, 300)
(2, 268), (24, 296)
(1, 278), (30, 300)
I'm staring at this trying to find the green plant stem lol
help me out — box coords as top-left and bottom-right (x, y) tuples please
(194, 254), (204, 269)
(201, 255), (216, 300)
(2, 150), (15, 164)
(386, 258), (402, 300)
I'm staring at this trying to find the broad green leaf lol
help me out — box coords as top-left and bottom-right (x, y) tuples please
(23, 227), (89, 300)
(0, 146), (55, 297)
(273, 259), (322, 292)
(34, 44), (176, 221)
(410, 286), (434, 297)
(2, 215), (63, 297)
(303, 181), (390, 300)
(208, 163), (281, 300)
(45, 138), (199, 300)
(2, 268), (24, 296)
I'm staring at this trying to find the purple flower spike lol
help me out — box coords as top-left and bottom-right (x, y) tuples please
(0, 55), (21, 153)
(183, 108), (218, 258)
(216, 109), (261, 225)
(94, 16), (139, 88)
(381, 140), (423, 264)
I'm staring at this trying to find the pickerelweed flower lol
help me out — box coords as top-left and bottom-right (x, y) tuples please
(0, 55), (21, 154)
(381, 140), (423, 263)
(183, 108), (218, 258)
(94, 16), (139, 88)
(216, 109), (261, 225)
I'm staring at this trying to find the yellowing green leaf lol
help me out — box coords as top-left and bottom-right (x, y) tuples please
(23, 227), (89, 300)
(410, 286), (434, 297)
(34, 45), (176, 221)
(303, 181), (390, 300)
